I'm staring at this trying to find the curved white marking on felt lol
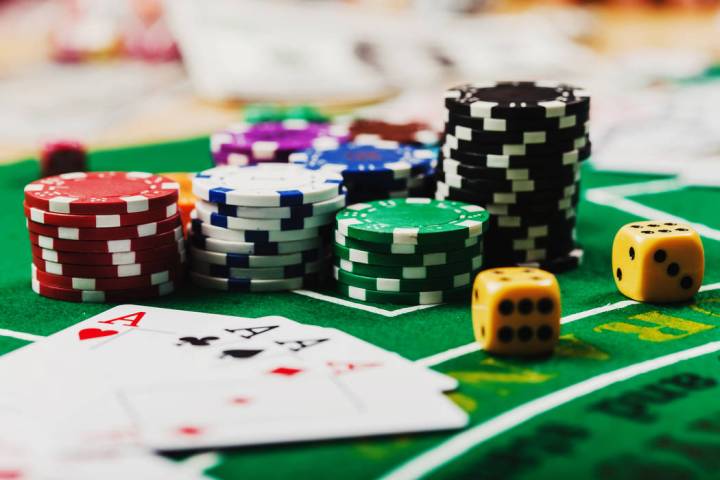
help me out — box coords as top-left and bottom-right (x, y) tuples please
(385, 341), (720, 480)
(292, 289), (438, 317)
(586, 188), (720, 242)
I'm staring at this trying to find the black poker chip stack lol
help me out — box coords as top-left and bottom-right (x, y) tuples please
(436, 81), (591, 273)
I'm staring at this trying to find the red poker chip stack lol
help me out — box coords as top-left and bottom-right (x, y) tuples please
(23, 172), (186, 303)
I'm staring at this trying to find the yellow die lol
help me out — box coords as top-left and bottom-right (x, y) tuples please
(471, 267), (561, 356)
(612, 221), (704, 303)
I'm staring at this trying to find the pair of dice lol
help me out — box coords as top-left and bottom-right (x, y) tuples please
(471, 221), (705, 356)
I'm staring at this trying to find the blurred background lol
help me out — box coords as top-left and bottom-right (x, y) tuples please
(1, 0), (719, 178)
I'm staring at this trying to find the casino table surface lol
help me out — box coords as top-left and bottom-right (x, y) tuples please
(1, 138), (719, 479)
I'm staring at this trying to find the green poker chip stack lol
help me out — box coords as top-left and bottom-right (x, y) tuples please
(333, 198), (490, 305)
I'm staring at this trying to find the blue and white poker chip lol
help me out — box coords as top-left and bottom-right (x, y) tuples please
(188, 232), (322, 255)
(191, 256), (327, 280)
(196, 193), (346, 220)
(194, 200), (335, 232)
(190, 245), (325, 268)
(190, 217), (325, 243)
(290, 144), (435, 181)
(192, 164), (343, 207)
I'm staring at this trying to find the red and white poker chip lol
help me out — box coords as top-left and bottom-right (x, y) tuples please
(31, 264), (183, 291)
(30, 241), (185, 266)
(24, 202), (178, 228)
(26, 213), (182, 241)
(32, 253), (186, 279)
(28, 226), (183, 253)
(24, 172), (179, 215)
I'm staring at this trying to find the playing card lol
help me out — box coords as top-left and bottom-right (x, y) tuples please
(205, 321), (458, 392)
(121, 357), (468, 451)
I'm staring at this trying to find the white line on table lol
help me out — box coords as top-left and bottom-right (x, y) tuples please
(384, 341), (720, 480)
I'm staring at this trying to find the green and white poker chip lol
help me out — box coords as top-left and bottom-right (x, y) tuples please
(333, 266), (475, 293)
(333, 242), (483, 267)
(334, 254), (483, 280)
(335, 198), (489, 245)
(335, 280), (469, 305)
(333, 230), (481, 255)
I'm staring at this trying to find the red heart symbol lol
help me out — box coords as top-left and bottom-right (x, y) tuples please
(78, 328), (118, 341)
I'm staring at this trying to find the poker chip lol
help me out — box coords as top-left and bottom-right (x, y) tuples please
(336, 198), (489, 245)
(189, 163), (346, 291)
(349, 119), (440, 147)
(333, 199), (486, 304)
(334, 281), (469, 306)
(194, 201), (334, 232)
(27, 213), (182, 241)
(442, 158), (579, 181)
(28, 226), (183, 253)
(243, 104), (328, 124)
(443, 109), (590, 133)
(291, 143), (436, 204)
(197, 193), (346, 220)
(439, 82), (590, 270)
(333, 241), (483, 267)
(190, 218), (326, 243)
(24, 170), (187, 301)
(189, 233), (322, 255)
(334, 230), (481, 256)
(24, 172), (179, 215)
(443, 144), (591, 169)
(191, 257), (328, 280)
(334, 254), (484, 280)
(23, 202), (178, 228)
(32, 253), (186, 279)
(31, 241), (185, 266)
(445, 133), (590, 156)
(32, 278), (175, 303)
(445, 122), (589, 145)
(39, 140), (87, 178)
(291, 143), (434, 181)
(211, 120), (348, 166)
(192, 164), (343, 207)
(333, 266), (474, 293)
(190, 246), (323, 268)
(31, 264), (181, 291)
(444, 81), (590, 120)
(190, 271), (321, 292)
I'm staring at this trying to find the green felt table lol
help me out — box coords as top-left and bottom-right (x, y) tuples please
(1, 138), (719, 480)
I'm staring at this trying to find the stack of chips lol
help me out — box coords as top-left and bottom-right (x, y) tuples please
(347, 119), (441, 197)
(437, 81), (590, 272)
(291, 143), (436, 204)
(188, 164), (345, 292)
(243, 104), (329, 124)
(23, 172), (184, 302)
(210, 120), (349, 166)
(333, 198), (489, 305)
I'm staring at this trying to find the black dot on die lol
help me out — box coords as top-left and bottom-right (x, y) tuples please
(480, 326), (485, 338)
(654, 250), (667, 263)
(664, 223), (676, 226)
(648, 224), (659, 227)
(630, 224), (642, 229)
(537, 325), (553, 341)
(498, 327), (514, 343)
(499, 300), (514, 315)
(518, 326), (532, 342)
(676, 228), (688, 232)
(659, 229), (670, 233)
(616, 268), (623, 281)
(641, 230), (654, 234)
(629, 247), (635, 260)
(518, 299), (533, 314)
(538, 297), (554, 314)
(667, 263), (679, 277)
(680, 276), (693, 289)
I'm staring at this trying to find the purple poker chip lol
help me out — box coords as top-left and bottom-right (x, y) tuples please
(211, 120), (349, 166)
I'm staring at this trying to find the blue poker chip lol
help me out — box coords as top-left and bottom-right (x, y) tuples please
(190, 217), (329, 243)
(290, 144), (435, 182)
